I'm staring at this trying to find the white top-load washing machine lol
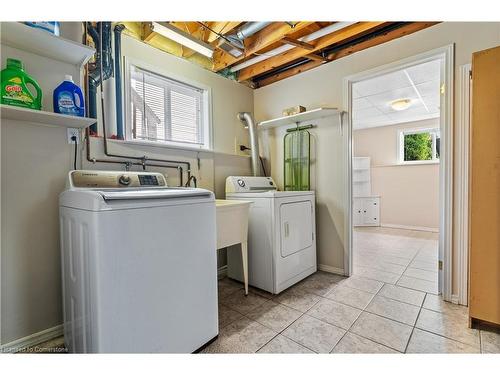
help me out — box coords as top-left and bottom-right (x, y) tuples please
(225, 176), (316, 294)
(59, 170), (218, 353)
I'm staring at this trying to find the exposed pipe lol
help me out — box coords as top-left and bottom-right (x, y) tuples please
(230, 22), (356, 73)
(114, 24), (125, 140)
(237, 112), (261, 176)
(253, 22), (407, 84)
(83, 22), (192, 187)
(87, 22), (114, 135)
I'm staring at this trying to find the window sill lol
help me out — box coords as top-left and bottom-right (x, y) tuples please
(109, 138), (212, 153)
(105, 138), (250, 158)
(372, 161), (440, 167)
(399, 160), (440, 166)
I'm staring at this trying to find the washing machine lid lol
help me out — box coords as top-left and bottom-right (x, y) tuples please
(97, 188), (211, 201)
(60, 170), (214, 211)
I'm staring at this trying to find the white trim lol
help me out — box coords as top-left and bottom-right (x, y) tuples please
(397, 127), (441, 164)
(123, 56), (213, 151)
(456, 64), (472, 306)
(343, 45), (454, 302)
(450, 294), (460, 305)
(318, 264), (346, 276)
(0, 325), (63, 353)
(381, 223), (439, 233)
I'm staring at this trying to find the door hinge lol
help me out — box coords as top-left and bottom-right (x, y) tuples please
(469, 69), (472, 79)
(438, 260), (443, 270)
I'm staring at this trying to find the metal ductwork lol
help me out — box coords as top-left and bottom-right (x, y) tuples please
(237, 112), (261, 176)
(218, 22), (271, 57)
(236, 22), (271, 40)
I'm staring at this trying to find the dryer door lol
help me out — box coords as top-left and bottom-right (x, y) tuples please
(280, 200), (313, 257)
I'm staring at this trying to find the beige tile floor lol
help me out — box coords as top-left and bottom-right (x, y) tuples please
(27, 228), (500, 354)
(202, 228), (500, 354)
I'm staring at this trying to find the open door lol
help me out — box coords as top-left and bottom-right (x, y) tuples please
(469, 45), (500, 326)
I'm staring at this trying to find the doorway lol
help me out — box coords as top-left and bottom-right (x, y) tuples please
(343, 45), (454, 301)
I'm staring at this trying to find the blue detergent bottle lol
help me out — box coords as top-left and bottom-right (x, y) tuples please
(53, 75), (85, 117)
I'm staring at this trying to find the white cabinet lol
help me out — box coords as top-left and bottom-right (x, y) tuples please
(353, 197), (380, 226)
(353, 156), (380, 227)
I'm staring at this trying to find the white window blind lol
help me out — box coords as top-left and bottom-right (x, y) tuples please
(129, 65), (205, 146)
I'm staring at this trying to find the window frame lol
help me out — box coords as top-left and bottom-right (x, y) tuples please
(398, 127), (441, 165)
(123, 57), (213, 151)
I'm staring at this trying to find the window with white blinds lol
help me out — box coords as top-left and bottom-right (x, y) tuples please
(127, 64), (209, 148)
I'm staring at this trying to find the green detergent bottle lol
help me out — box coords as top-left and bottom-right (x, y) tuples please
(1, 58), (42, 110)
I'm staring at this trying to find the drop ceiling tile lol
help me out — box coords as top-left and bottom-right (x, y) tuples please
(353, 70), (409, 97)
(415, 80), (441, 97)
(405, 60), (441, 85)
(364, 86), (418, 108)
(422, 94), (440, 108)
(376, 98), (424, 115)
(353, 97), (373, 111)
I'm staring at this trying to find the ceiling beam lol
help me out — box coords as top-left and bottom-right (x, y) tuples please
(204, 21), (243, 43)
(281, 36), (315, 50)
(212, 21), (315, 71)
(237, 22), (388, 82)
(255, 22), (439, 87)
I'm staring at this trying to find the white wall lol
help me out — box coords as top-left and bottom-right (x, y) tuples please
(0, 23), (253, 345)
(254, 22), (500, 291)
(354, 119), (440, 230)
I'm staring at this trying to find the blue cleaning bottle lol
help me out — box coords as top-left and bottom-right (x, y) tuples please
(53, 75), (85, 117)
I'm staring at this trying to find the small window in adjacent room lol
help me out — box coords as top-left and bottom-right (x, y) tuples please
(399, 128), (440, 163)
(125, 62), (211, 150)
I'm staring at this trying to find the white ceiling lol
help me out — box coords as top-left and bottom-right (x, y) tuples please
(352, 59), (441, 130)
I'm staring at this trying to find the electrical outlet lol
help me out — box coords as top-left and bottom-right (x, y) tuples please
(67, 128), (80, 144)
(234, 137), (249, 156)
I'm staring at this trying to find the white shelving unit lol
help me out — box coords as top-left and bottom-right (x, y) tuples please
(353, 157), (380, 227)
(0, 22), (95, 68)
(0, 105), (96, 129)
(258, 107), (340, 130)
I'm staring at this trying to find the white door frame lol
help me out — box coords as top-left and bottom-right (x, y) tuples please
(342, 45), (455, 302)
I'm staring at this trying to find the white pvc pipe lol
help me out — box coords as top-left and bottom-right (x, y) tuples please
(230, 22), (357, 73)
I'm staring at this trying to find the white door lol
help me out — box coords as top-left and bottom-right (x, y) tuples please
(280, 201), (313, 257)
(363, 197), (380, 225)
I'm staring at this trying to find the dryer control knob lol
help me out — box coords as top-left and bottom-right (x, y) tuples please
(119, 175), (131, 186)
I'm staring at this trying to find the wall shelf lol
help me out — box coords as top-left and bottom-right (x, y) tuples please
(1, 105), (96, 129)
(258, 107), (340, 130)
(0, 22), (95, 67)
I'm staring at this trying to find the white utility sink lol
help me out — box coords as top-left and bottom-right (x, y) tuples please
(215, 199), (251, 294)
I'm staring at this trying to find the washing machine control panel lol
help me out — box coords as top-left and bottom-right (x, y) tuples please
(70, 171), (167, 188)
(226, 176), (277, 193)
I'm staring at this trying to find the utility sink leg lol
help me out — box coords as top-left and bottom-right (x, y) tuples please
(241, 242), (249, 296)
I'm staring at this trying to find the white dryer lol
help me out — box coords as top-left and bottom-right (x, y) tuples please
(59, 170), (218, 353)
(225, 176), (316, 294)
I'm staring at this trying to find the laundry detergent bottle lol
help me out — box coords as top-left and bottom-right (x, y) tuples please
(1, 58), (42, 110)
(53, 75), (85, 117)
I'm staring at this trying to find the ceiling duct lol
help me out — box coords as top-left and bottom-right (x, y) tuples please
(217, 22), (271, 58)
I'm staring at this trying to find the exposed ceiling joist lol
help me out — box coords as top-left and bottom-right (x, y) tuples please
(255, 22), (439, 87)
(237, 21), (388, 82)
(281, 36), (315, 50)
(213, 21), (315, 71)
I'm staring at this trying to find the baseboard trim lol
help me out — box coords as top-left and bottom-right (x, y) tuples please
(217, 265), (228, 279)
(450, 294), (461, 305)
(318, 264), (345, 276)
(1, 324), (63, 353)
(381, 223), (439, 233)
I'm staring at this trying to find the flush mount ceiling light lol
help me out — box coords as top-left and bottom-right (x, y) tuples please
(150, 22), (215, 58)
(390, 98), (412, 111)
